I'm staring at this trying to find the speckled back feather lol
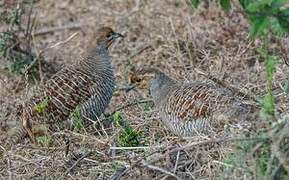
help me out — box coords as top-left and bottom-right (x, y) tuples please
(136, 68), (257, 137)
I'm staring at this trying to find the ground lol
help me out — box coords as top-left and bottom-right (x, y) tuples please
(0, 0), (289, 179)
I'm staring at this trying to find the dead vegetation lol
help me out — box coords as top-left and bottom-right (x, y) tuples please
(0, 0), (289, 179)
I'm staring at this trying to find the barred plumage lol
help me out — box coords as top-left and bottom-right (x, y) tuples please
(7, 27), (123, 145)
(136, 68), (257, 137)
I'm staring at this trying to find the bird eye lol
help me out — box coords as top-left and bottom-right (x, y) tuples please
(136, 78), (142, 83)
(106, 34), (112, 38)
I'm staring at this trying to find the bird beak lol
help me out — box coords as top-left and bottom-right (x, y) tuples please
(112, 32), (124, 39)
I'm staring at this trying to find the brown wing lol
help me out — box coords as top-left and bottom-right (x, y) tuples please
(164, 82), (235, 122)
(27, 66), (95, 123)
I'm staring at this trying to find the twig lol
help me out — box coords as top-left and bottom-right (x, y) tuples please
(129, 45), (152, 60)
(59, 130), (108, 147)
(110, 146), (160, 150)
(38, 45), (44, 83)
(24, 0), (34, 53)
(48, 32), (79, 49)
(175, 136), (270, 153)
(212, 160), (234, 168)
(271, 122), (289, 173)
(142, 161), (182, 180)
(20, 23), (83, 37)
(251, 142), (264, 156)
(270, 163), (282, 179)
(0, 23), (82, 37)
(173, 150), (180, 173)
(63, 151), (92, 175)
(109, 149), (167, 180)
(265, 153), (275, 178)
(64, 135), (70, 157)
(110, 136), (270, 179)
(109, 166), (128, 180)
(115, 84), (136, 92)
(109, 99), (153, 116)
(284, 57), (289, 67)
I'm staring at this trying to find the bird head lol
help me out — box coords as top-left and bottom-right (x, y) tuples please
(95, 27), (124, 49)
(130, 67), (161, 89)
(131, 67), (177, 102)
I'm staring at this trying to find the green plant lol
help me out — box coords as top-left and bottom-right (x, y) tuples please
(113, 111), (143, 147)
(34, 96), (51, 114)
(36, 135), (52, 147)
(191, 0), (200, 8)
(189, 0), (289, 121)
(191, 0), (289, 35)
(70, 106), (84, 131)
(190, 0), (289, 120)
(259, 40), (278, 119)
(190, 0), (289, 178)
(222, 141), (254, 177)
(222, 135), (289, 179)
(0, 1), (37, 75)
(237, 0), (288, 119)
(219, 0), (231, 11)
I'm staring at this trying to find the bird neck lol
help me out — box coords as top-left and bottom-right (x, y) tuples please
(78, 46), (114, 81)
(151, 73), (178, 106)
(95, 44), (109, 55)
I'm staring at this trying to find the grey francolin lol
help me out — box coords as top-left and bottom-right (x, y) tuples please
(134, 67), (257, 137)
(6, 27), (123, 145)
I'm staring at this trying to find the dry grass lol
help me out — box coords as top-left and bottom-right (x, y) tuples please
(0, 0), (289, 179)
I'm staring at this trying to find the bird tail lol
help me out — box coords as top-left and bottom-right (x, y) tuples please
(228, 101), (260, 122)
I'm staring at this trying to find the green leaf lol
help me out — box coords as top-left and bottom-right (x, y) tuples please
(239, 0), (251, 9)
(271, 0), (289, 9)
(265, 55), (278, 81)
(278, 16), (289, 33)
(250, 16), (270, 38)
(271, 17), (286, 36)
(36, 135), (52, 147)
(34, 96), (50, 114)
(113, 112), (143, 147)
(113, 111), (124, 127)
(191, 0), (200, 8)
(260, 93), (275, 117)
(220, 0), (231, 11)
(70, 106), (84, 131)
(247, 0), (273, 12)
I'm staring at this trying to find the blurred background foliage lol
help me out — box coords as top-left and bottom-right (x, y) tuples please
(191, 0), (289, 178)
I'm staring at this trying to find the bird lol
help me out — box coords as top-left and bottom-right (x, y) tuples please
(6, 27), (124, 145)
(133, 67), (257, 137)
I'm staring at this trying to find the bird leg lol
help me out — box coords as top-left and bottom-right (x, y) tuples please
(21, 110), (36, 144)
